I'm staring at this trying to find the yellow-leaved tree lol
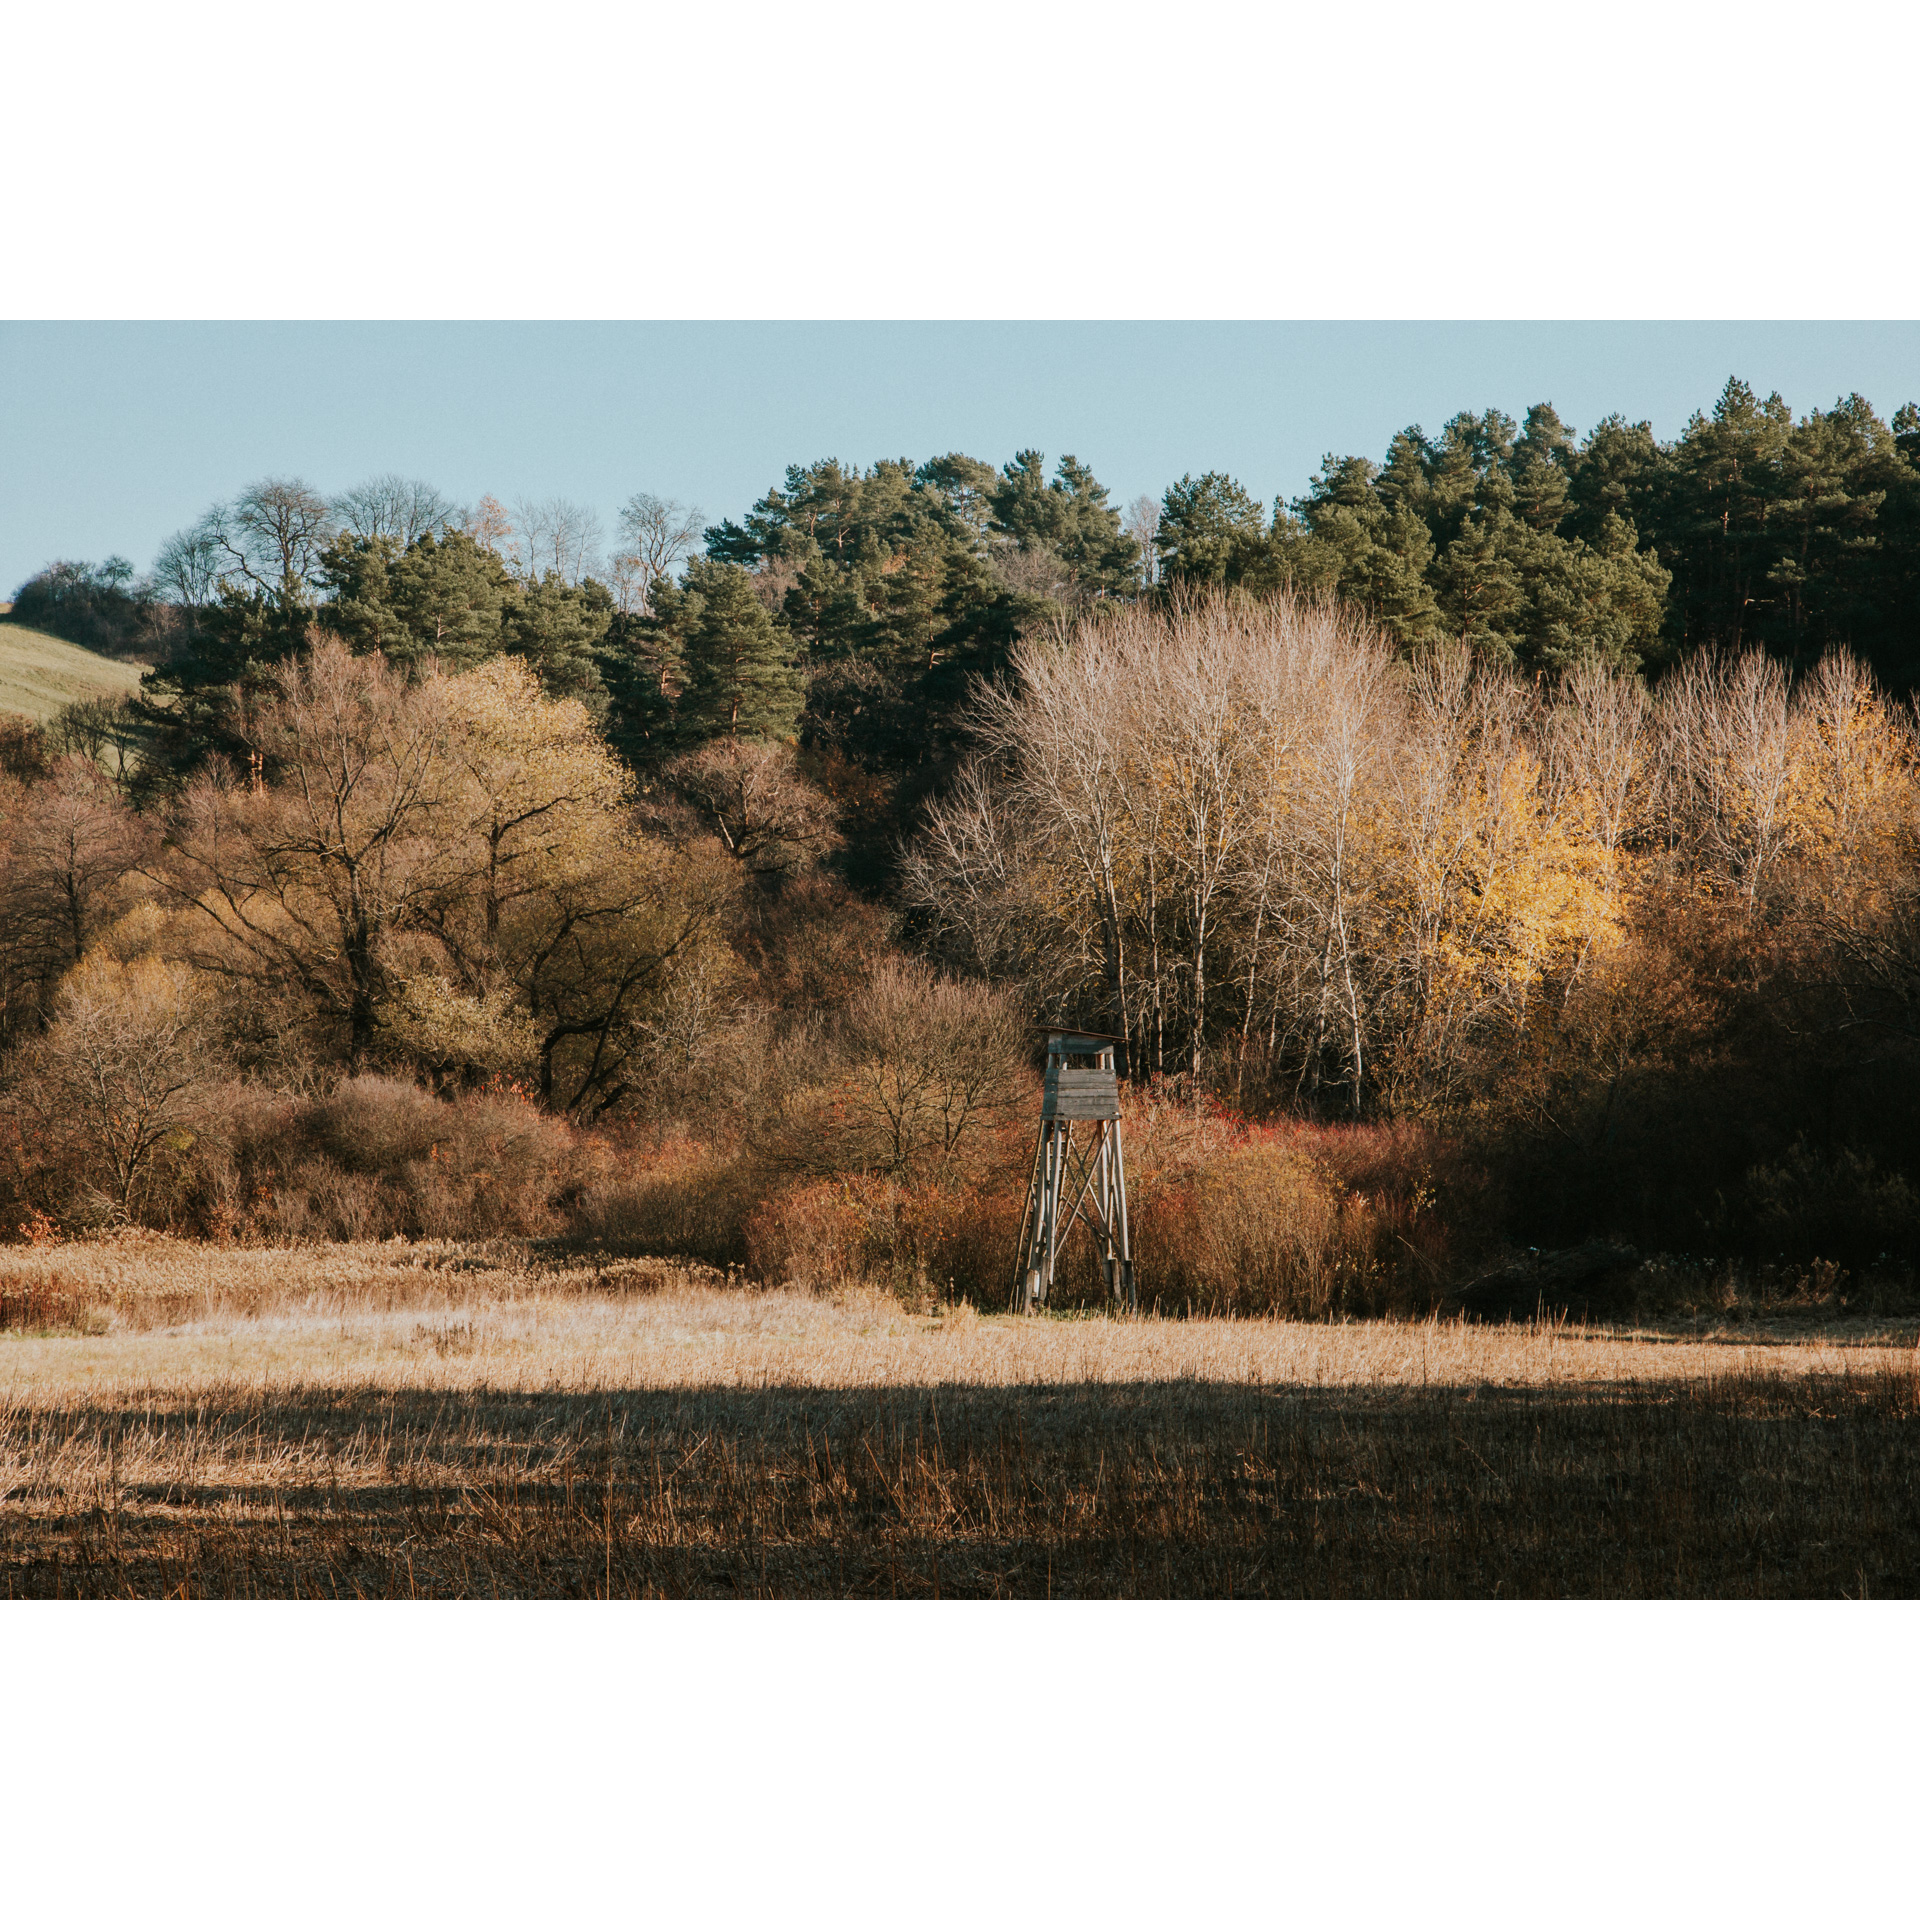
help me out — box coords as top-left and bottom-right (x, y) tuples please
(424, 655), (742, 1111)
(158, 640), (740, 1111)
(13, 952), (215, 1224)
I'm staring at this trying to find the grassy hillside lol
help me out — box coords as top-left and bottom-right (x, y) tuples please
(0, 619), (145, 723)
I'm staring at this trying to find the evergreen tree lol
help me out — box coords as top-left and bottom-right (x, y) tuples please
(1509, 515), (1670, 672)
(1511, 403), (1575, 532)
(1434, 519), (1524, 659)
(652, 559), (803, 744)
(1282, 410), (1670, 670)
(919, 548), (1025, 748)
(505, 574), (612, 712)
(914, 453), (1001, 539)
(132, 583), (313, 787)
(1154, 472), (1268, 586)
(1423, 410), (1518, 546)
(1664, 378), (1795, 649)
(599, 606), (683, 771)
(1050, 455), (1140, 594)
(1286, 459), (1441, 645)
(989, 451), (1139, 596)
(988, 449), (1061, 550)
(1865, 403), (1920, 687)
(317, 533), (407, 655)
(391, 531), (512, 671)
(1767, 395), (1891, 658)
(319, 528), (511, 673)
(1562, 414), (1667, 546)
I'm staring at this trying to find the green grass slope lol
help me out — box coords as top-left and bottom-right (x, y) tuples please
(0, 621), (145, 723)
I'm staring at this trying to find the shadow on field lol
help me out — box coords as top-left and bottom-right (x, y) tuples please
(6, 1368), (1919, 1598)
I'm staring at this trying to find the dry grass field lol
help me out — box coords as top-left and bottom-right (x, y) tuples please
(0, 620), (144, 723)
(3, 1238), (1917, 1598)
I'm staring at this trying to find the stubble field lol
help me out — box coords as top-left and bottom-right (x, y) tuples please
(3, 1239), (1917, 1598)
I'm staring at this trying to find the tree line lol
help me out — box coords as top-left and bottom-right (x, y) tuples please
(907, 597), (1911, 1091)
(1155, 383), (1920, 688)
(2, 372), (1919, 1265)
(14, 375), (1920, 803)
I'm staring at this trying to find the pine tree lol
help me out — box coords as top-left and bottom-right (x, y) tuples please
(319, 528), (510, 673)
(914, 453), (1001, 539)
(505, 575), (612, 712)
(1511, 403), (1574, 533)
(132, 582), (312, 788)
(1435, 519), (1523, 660)
(1866, 403), (1920, 688)
(1287, 459), (1441, 645)
(317, 533), (407, 654)
(390, 531), (511, 671)
(1154, 472), (1268, 587)
(1665, 378), (1794, 648)
(988, 452), (1138, 596)
(1563, 415), (1667, 547)
(599, 606), (683, 771)
(654, 559), (803, 744)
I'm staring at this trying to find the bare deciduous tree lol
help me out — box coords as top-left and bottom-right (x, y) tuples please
(909, 592), (1621, 1109)
(1658, 648), (1798, 899)
(508, 496), (604, 585)
(46, 696), (145, 796)
(1549, 654), (1652, 866)
(206, 477), (337, 605)
(15, 954), (216, 1223)
(462, 495), (513, 554)
(990, 543), (1075, 600)
(1122, 495), (1162, 587)
(334, 474), (454, 547)
(899, 760), (1037, 987)
(830, 958), (1026, 1176)
(0, 758), (152, 1028)
(150, 641), (738, 1111)
(653, 737), (842, 876)
(156, 640), (461, 1070)
(613, 493), (705, 615)
(153, 519), (225, 635)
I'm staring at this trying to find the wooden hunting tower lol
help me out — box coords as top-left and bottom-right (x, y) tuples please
(1011, 1029), (1135, 1313)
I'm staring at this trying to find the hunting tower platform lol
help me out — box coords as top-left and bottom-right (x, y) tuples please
(1011, 1029), (1135, 1313)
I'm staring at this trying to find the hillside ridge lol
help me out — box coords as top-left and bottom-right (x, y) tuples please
(0, 618), (145, 723)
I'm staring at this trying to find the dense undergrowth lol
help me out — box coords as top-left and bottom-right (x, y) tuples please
(5, 589), (1920, 1322)
(577, 1095), (1485, 1317)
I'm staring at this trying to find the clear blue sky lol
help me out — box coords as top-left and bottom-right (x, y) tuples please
(5, 322), (1919, 598)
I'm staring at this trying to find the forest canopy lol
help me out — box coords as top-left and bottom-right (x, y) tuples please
(4, 373), (1920, 1286)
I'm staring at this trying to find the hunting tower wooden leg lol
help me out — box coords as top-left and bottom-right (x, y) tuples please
(1010, 1031), (1136, 1314)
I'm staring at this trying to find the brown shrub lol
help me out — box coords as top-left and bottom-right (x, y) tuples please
(904, 1179), (1027, 1304)
(1270, 1115), (1494, 1288)
(609, 1083), (1486, 1318)
(570, 1139), (760, 1268)
(1122, 1141), (1348, 1316)
(165, 1076), (582, 1244)
(743, 1173), (1024, 1308)
(307, 1076), (447, 1174)
(731, 874), (893, 1014)
(746, 1176), (910, 1294)
(1024, 1093), (1479, 1317)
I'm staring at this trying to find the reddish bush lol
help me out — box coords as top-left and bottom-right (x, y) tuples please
(744, 1173), (1026, 1307)
(569, 1138), (760, 1267)
(746, 1176), (910, 1294)
(123, 1076), (585, 1244)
